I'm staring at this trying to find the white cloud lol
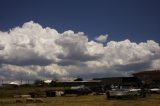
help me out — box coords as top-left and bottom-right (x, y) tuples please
(0, 21), (160, 81)
(95, 34), (108, 43)
(151, 59), (160, 69)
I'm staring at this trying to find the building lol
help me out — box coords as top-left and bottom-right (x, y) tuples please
(93, 77), (141, 87)
(133, 70), (160, 85)
(51, 80), (102, 87)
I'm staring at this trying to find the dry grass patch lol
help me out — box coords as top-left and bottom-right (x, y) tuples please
(0, 94), (160, 106)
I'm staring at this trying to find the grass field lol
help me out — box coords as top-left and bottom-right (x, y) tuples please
(0, 94), (160, 106)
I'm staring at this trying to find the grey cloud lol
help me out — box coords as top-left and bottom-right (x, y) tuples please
(0, 50), (54, 66)
(113, 61), (152, 73)
(55, 31), (103, 66)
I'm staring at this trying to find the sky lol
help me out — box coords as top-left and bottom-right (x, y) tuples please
(0, 0), (160, 82)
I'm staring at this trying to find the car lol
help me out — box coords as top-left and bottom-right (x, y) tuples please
(64, 85), (93, 96)
(150, 88), (160, 94)
(106, 86), (141, 99)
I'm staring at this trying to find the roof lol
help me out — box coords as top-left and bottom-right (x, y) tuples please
(57, 80), (101, 83)
(93, 77), (136, 80)
(9, 82), (20, 85)
(133, 70), (160, 76)
(44, 80), (52, 84)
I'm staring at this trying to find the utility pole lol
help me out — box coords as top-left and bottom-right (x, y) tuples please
(21, 79), (23, 85)
(1, 80), (3, 84)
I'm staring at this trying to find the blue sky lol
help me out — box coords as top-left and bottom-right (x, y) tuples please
(0, 0), (160, 43)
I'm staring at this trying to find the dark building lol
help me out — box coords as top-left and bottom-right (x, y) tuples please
(1, 84), (19, 89)
(52, 80), (102, 87)
(93, 77), (141, 87)
(133, 70), (160, 86)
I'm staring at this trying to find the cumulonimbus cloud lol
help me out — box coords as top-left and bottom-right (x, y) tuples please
(0, 21), (160, 81)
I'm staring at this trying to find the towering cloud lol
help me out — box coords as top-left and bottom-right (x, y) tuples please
(0, 21), (159, 81)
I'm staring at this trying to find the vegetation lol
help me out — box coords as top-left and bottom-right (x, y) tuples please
(74, 78), (83, 81)
(0, 85), (160, 106)
(0, 94), (160, 106)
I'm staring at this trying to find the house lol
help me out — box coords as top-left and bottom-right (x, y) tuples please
(133, 70), (160, 85)
(52, 80), (102, 87)
(93, 77), (141, 87)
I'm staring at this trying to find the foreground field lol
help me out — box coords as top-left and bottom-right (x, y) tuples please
(0, 94), (160, 106)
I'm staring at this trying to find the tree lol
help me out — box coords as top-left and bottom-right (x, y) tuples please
(74, 77), (83, 81)
(34, 79), (44, 85)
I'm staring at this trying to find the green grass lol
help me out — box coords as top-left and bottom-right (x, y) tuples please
(0, 87), (67, 98)
(0, 94), (160, 106)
